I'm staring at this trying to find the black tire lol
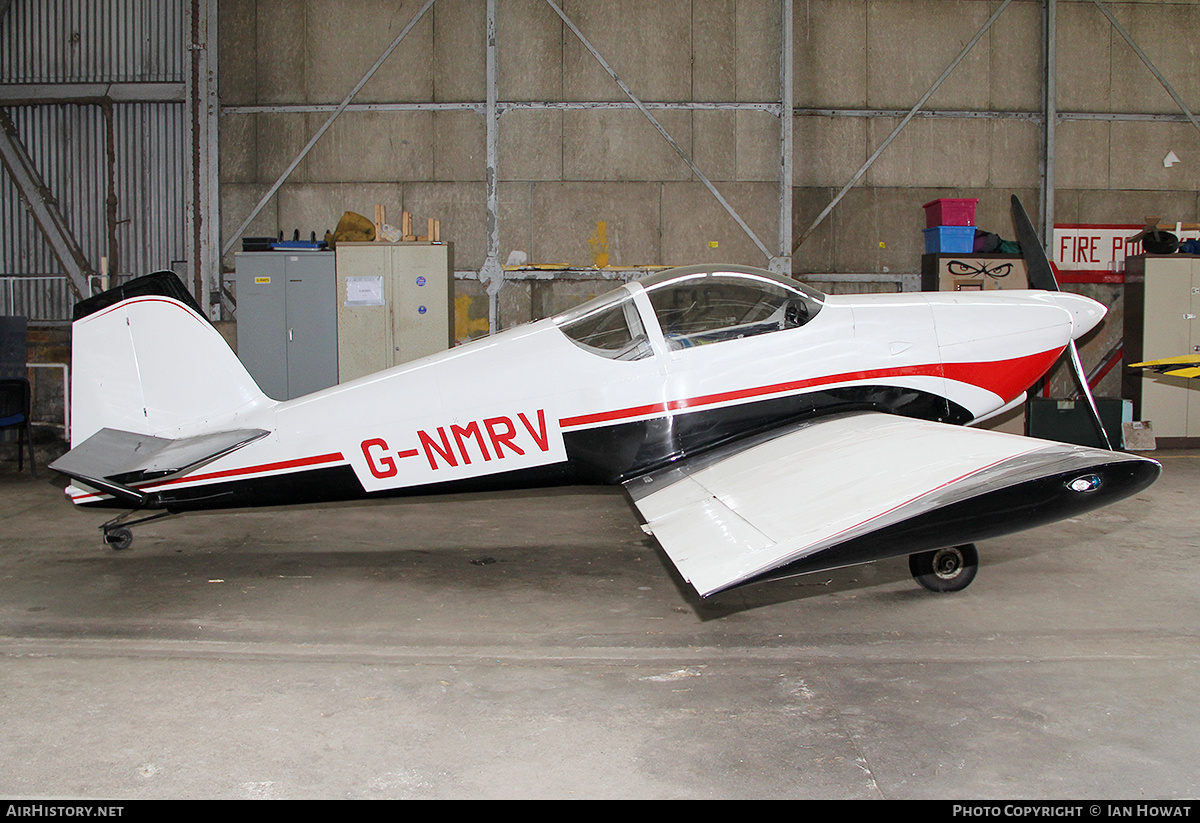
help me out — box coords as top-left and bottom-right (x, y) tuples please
(909, 544), (978, 593)
(104, 527), (133, 551)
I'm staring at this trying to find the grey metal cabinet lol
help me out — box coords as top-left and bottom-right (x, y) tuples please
(233, 251), (338, 400)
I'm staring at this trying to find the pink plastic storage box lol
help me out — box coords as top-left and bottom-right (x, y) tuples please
(923, 225), (976, 254)
(923, 198), (978, 228)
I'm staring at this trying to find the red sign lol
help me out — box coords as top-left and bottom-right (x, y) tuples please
(1053, 223), (1200, 283)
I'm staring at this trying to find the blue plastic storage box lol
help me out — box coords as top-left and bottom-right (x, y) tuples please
(923, 225), (976, 254)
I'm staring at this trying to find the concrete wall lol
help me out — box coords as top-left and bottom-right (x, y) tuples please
(219, 0), (1200, 343)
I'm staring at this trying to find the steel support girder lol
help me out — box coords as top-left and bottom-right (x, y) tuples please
(1040, 0), (1057, 246)
(793, 0), (1014, 253)
(222, 103), (1196, 123)
(1090, 0), (1200, 137)
(185, 0), (221, 317)
(543, 0), (773, 264)
(0, 82), (185, 105)
(483, 0), (502, 334)
(774, 0), (793, 275)
(220, 0), (438, 258)
(0, 109), (93, 299)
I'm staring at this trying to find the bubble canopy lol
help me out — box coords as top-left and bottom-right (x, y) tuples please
(554, 265), (825, 358)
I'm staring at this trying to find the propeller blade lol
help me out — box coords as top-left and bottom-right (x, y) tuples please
(1012, 195), (1112, 449)
(1011, 195), (1059, 291)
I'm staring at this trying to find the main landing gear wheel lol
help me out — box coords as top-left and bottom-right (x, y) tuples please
(909, 543), (978, 593)
(103, 527), (133, 551)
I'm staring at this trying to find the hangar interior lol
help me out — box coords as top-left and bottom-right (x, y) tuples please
(1, 0), (1198, 800)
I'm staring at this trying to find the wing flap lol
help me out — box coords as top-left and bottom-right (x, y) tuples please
(634, 479), (775, 569)
(626, 412), (1156, 597)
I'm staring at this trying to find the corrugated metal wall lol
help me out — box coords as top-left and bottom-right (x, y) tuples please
(0, 0), (188, 317)
(0, 0), (184, 82)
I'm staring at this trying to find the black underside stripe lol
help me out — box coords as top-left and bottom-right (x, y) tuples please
(83, 385), (970, 512)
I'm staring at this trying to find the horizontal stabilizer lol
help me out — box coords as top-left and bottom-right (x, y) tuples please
(51, 427), (269, 501)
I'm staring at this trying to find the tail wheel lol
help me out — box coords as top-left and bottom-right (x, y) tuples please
(909, 544), (978, 593)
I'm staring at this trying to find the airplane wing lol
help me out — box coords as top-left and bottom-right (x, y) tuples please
(1130, 355), (1200, 379)
(625, 412), (1156, 597)
(50, 427), (269, 505)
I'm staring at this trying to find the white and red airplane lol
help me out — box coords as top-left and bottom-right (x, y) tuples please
(51, 198), (1160, 598)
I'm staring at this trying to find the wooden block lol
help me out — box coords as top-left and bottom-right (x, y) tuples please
(1123, 421), (1156, 451)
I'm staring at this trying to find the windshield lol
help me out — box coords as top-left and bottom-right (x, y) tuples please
(637, 266), (823, 350)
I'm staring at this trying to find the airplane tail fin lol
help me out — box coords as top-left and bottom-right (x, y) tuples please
(70, 272), (272, 447)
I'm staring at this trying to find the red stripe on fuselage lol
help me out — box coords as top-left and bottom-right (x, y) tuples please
(69, 451), (347, 502)
(941, 348), (1063, 404)
(147, 451), (347, 488)
(559, 349), (1063, 429)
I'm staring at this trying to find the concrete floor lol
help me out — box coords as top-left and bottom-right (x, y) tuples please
(0, 446), (1198, 800)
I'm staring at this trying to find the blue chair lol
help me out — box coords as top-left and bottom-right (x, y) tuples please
(0, 378), (36, 476)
